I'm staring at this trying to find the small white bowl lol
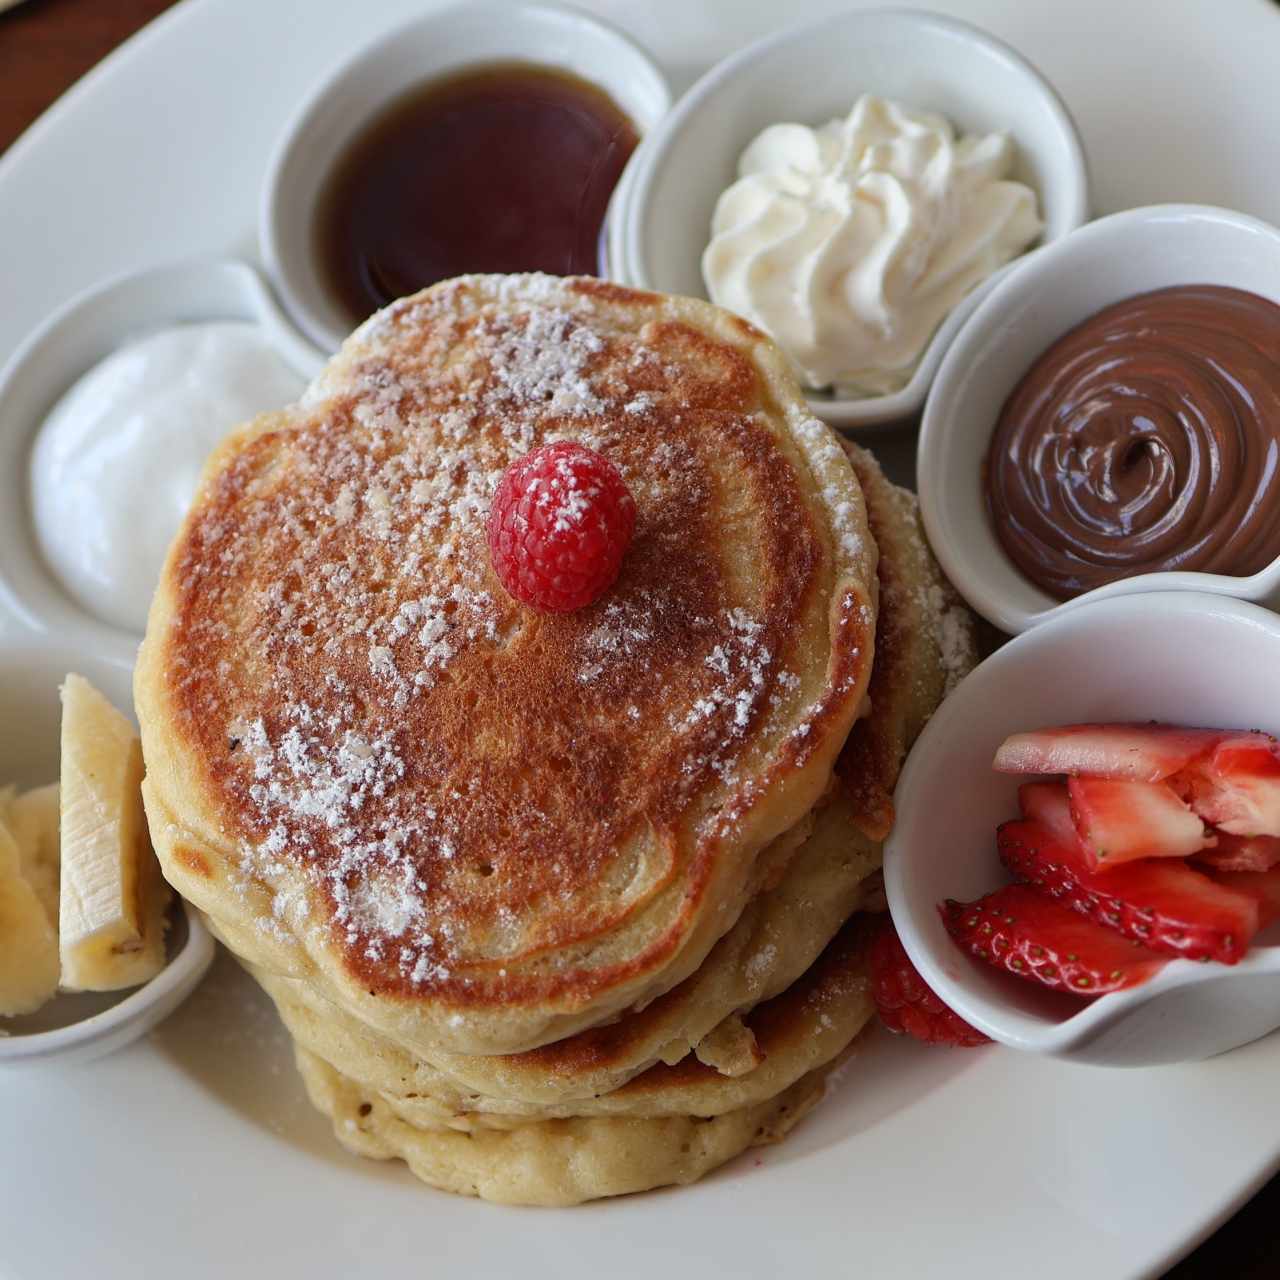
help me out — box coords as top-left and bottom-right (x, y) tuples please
(262, 0), (671, 352)
(0, 900), (214, 1067)
(600, 133), (646, 283)
(610, 7), (1089, 430)
(885, 591), (1280, 1068)
(919, 204), (1280, 635)
(0, 633), (215, 1067)
(0, 258), (325, 669)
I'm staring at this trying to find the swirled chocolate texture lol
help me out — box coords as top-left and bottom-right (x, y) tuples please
(986, 285), (1280, 599)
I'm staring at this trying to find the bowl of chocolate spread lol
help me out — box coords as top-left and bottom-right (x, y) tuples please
(918, 204), (1280, 634)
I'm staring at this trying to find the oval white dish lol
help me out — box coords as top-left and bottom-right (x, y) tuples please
(7, 2), (1280, 1278)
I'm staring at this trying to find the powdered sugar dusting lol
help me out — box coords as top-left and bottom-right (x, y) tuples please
(790, 411), (867, 566)
(531, 450), (606, 533)
(919, 583), (976, 694)
(670, 608), (801, 790)
(167, 274), (869, 992)
(745, 942), (777, 987)
(483, 307), (606, 433)
(676, 610), (769, 737)
(577, 596), (657, 684)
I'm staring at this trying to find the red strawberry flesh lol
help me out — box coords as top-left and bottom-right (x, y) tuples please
(1195, 832), (1280, 873)
(1174, 735), (1280, 838)
(1211, 869), (1280, 929)
(1018, 781), (1079, 843)
(869, 918), (989, 1047)
(941, 883), (1166, 995)
(998, 815), (1259, 963)
(994, 723), (1229, 782)
(1068, 776), (1211, 866)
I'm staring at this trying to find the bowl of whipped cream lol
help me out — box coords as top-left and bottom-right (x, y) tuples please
(611, 8), (1089, 429)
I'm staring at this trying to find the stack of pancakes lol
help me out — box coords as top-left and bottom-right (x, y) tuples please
(134, 275), (975, 1205)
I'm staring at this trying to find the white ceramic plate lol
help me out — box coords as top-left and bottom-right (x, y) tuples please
(3, 1), (1280, 1276)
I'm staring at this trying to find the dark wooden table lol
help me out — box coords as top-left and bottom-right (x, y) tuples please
(1, 0), (1276, 1275)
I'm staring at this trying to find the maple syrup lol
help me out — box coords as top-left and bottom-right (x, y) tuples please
(316, 62), (638, 323)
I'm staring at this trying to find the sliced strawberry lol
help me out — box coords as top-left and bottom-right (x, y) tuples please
(998, 818), (1258, 964)
(869, 918), (990, 1047)
(1173, 734), (1280, 837)
(1017, 781), (1078, 843)
(994, 723), (1227, 782)
(941, 884), (1166, 995)
(1195, 832), (1280, 873)
(1211, 869), (1280, 929)
(1068, 776), (1211, 866)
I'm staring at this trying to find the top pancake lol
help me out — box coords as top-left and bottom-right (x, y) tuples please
(135, 274), (877, 1055)
(237, 443), (977, 1113)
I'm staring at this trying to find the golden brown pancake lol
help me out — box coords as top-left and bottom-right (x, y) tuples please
(259, 911), (877, 1130)
(294, 1037), (852, 1207)
(227, 443), (976, 1205)
(837, 441), (977, 840)
(240, 446), (977, 1151)
(290, 917), (879, 1207)
(135, 274), (877, 1056)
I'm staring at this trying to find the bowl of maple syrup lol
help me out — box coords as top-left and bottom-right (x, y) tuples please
(262, 0), (670, 352)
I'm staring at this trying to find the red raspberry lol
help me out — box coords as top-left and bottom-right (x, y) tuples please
(487, 442), (636, 613)
(870, 917), (990, 1048)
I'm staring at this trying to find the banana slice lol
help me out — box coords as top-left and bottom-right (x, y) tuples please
(58, 674), (170, 992)
(4, 783), (59, 929)
(0, 817), (59, 1016)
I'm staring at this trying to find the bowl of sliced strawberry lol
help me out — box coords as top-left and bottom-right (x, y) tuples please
(884, 589), (1280, 1066)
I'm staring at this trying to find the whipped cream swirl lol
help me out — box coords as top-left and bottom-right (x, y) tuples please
(702, 95), (1043, 397)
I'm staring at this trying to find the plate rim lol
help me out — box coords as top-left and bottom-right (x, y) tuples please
(1, 1), (1278, 1275)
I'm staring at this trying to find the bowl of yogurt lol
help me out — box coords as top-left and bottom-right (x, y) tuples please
(610, 8), (1089, 429)
(0, 260), (323, 669)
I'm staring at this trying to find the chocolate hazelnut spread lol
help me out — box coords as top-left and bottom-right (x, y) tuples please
(986, 285), (1280, 600)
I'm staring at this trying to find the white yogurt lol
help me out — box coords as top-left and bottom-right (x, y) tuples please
(30, 322), (306, 634)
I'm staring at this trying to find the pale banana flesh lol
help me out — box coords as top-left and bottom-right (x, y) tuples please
(3, 782), (60, 928)
(58, 674), (170, 993)
(0, 816), (59, 1016)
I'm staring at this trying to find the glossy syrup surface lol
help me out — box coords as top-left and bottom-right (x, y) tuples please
(316, 62), (638, 323)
